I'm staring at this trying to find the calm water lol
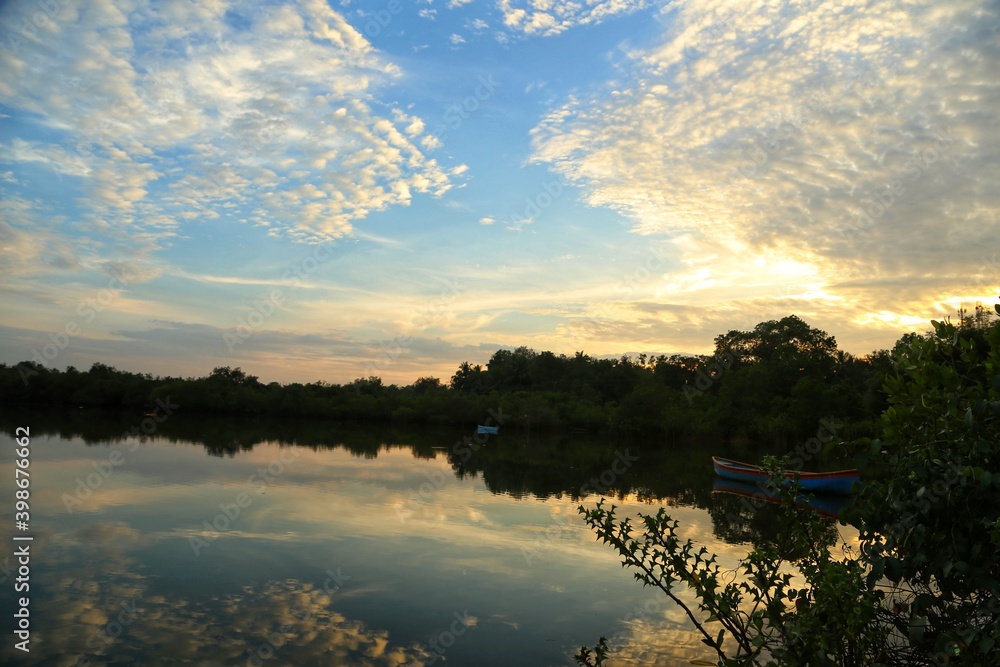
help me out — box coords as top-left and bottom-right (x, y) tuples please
(0, 408), (850, 666)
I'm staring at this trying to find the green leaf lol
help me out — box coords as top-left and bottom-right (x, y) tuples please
(885, 557), (903, 582)
(690, 661), (717, 666)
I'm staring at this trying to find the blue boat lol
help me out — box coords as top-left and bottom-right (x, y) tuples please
(712, 456), (859, 495)
(476, 425), (499, 435)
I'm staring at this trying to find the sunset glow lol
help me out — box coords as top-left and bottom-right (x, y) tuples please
(1, 0), (997, 384)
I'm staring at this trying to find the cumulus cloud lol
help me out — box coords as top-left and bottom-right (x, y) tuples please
(438, 0), (649, 39)
(530, 0), (1000, 333)
(496, 0), (651, 37)
(0, 0), (456, 246)
(0, 524), (434, 667)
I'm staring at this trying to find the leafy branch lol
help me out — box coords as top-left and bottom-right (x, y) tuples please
(575, 459), (882, 666)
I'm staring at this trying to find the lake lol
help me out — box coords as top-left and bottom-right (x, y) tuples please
(0, 408), (852, 666)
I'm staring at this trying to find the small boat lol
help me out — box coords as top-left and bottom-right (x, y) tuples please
(712, 456), (859, 495)
(712, 479), (850, 519)
(476, 425), (499, 435)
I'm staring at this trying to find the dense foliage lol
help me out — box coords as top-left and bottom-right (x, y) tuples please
(1, 314), (897, 444)
(849, 314), (1000, 662)
(576, 305), (1000, 666)
(578, 463), (886, 666)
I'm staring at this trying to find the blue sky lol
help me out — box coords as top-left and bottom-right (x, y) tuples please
(1, 0), (997, 384)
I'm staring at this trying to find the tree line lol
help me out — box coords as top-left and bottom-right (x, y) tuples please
(2, 307), (994, 445)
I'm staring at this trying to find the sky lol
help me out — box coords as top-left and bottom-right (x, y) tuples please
(0, 0), (997, 385)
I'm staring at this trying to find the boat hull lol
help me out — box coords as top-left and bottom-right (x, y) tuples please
(476, 425), (499, 435)
(712, 456), (858, 495)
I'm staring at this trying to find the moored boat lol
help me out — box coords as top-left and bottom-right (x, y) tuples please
(711, 456), (859, 495)
(477, 425), (499, 435)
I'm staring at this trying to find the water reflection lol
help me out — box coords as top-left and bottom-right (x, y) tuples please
(708, 485), (841, 554)
(5, 408), (727, 504)
(1, 519), (432, 666)
(0, 408), (852, 666)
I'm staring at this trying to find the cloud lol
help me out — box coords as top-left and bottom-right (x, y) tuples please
(0, 139), (91, 177)
(479, 216), (495, 225)
(496, 0), (651, 37)
(530, 0), (1000, 332)
(439, 0), (648, 39)
(0, 0), (458, 247)
(0, 522), (435, 667)
(0, 197), (83, 279)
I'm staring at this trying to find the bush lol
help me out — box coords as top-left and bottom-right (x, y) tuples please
(576, 309), (1000, 666)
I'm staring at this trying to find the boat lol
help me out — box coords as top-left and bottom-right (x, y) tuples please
(712, 456), (859, 495)
(476, 425), (499, 435)
(711, 479), (851, 519)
